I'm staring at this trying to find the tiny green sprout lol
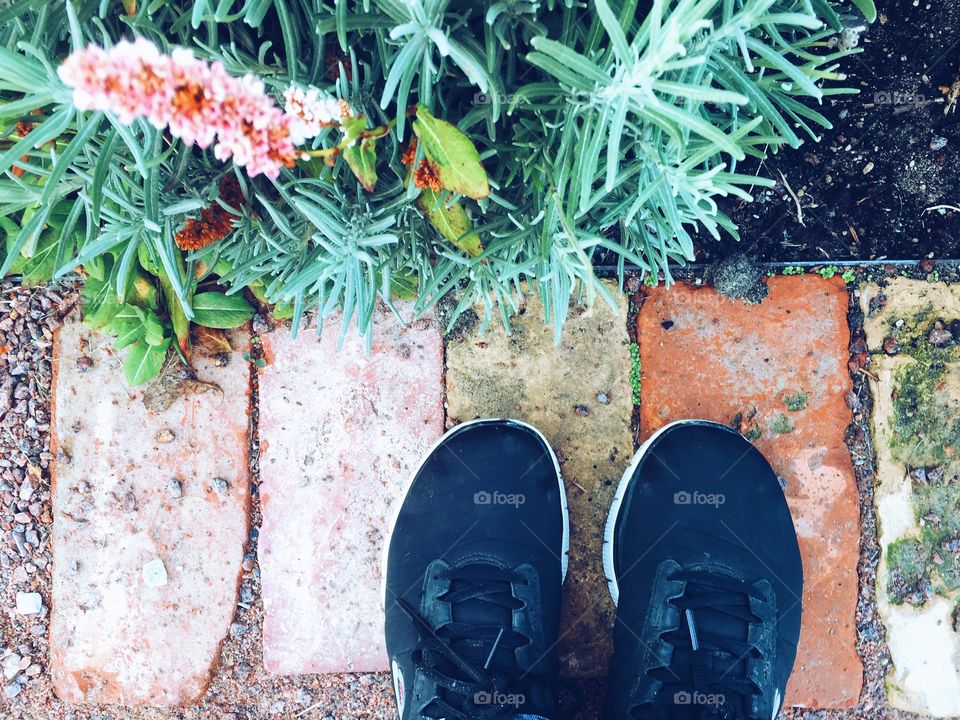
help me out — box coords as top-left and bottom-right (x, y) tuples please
(817, 265), (838, 280)
(842, 268), (857, 283)
(769, 413), (795, 434)
(243, 352), (267, 368)
(643, 273), (658, 287)
(782, 266), (804, 276)
(926, 271), (941, 283)
(783, 390), (809, 411)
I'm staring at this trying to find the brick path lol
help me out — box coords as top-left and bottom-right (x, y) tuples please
(860, 279), (960, 717)
(33, 275), (956, 715)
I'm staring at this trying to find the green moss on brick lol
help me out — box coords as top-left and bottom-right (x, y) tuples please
(883, 307), (960, 607)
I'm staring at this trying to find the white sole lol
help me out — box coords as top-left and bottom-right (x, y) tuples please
(381, 418), (570, 609)
(602, 419), (708, 606)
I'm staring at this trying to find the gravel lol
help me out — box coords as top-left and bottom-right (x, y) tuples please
(0, 278), (943, 720)
(0, 282), (395, 720)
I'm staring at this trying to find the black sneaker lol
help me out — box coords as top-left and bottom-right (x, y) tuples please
(602, 420), (803, 720)
(384, 419), (569, 720)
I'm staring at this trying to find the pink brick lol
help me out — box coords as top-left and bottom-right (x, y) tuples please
(49, 313), (251, 706)
(257, 306), (444, 674)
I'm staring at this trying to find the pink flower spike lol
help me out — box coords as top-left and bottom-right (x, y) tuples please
(57, 39), (329, 179)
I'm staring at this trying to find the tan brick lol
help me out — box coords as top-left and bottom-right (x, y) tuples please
(861, 278), (960, 717)
(445, 283), (633, 677)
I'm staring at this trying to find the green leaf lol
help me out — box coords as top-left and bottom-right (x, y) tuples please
(412, 105), (489, 199)
(809, 0), (842, 29)
(124, 338), (170, 386)
(595, 0), (630, 62)
(17, 228), (60, 286)
(81, 275), (122, 331)
(272, 300), (295, 320)
(191, 291), (255, 328)
(156, 263), (191, 354)
(342, 137), (378, 192)
(143, 312), (166, 346)
(107, 306), (147, 350)
(390, 270), (419, 300)
(129, 271), (160, 311)
(850, 0), (877, 22)
(417, 188), (483, 256)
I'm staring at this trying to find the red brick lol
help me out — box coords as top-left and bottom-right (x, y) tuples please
(636, 277), (862, 708)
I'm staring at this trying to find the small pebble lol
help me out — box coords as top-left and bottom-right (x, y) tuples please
(154, 429), (176, 444)
(927, 320), (953, 347)
(2, 654), (21, 680)
(882, 336), (900, 355)
(142, 558), (168, 588)
(15, 592), (42, 615)
(213, 477), (230, 495)
(168, 478), (183, 499)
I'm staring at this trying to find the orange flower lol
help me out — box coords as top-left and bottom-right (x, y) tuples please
(12, 120), (32, 178)
(413, 159), (442, 191)
(325, 50), (352, 82)
(401, 139), (417, 166)
(175, 176), (244, 251)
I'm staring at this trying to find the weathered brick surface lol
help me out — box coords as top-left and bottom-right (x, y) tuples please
(257, 306), (444, 674)
(861, 279), (960, 717)
(445, 284), (633, 677)
(636, 277), (862, 708)
(50, 313), (251, 705)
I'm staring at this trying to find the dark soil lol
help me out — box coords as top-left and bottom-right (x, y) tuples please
(698, 0), (960, 262)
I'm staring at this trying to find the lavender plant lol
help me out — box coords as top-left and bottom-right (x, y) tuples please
(0, 0), (873, 383)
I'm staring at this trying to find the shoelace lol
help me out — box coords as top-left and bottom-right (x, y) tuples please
(631, 570), (768, 720)
(396, 564), (560, 720)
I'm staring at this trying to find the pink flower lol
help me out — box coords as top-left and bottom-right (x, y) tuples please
(58, 39), (325, 179)
(283, 85), (346, 142)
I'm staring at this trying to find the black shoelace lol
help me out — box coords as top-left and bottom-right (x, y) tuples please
(631, 569), (768, 720)
(395, 563), (560, 720)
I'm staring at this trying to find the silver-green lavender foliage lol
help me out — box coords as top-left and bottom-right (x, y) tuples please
(0, 0), (866, 341)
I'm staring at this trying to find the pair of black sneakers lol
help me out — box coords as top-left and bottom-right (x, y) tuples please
(384, 419), (803, 720)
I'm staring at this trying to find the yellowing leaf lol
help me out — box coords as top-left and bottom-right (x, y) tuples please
(390, 271), (419, 300)
(417, 188), (483, 257)
(193, 325), (234, 354)
(413, 105), (489, 200)
(343, 137), (378, 192)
